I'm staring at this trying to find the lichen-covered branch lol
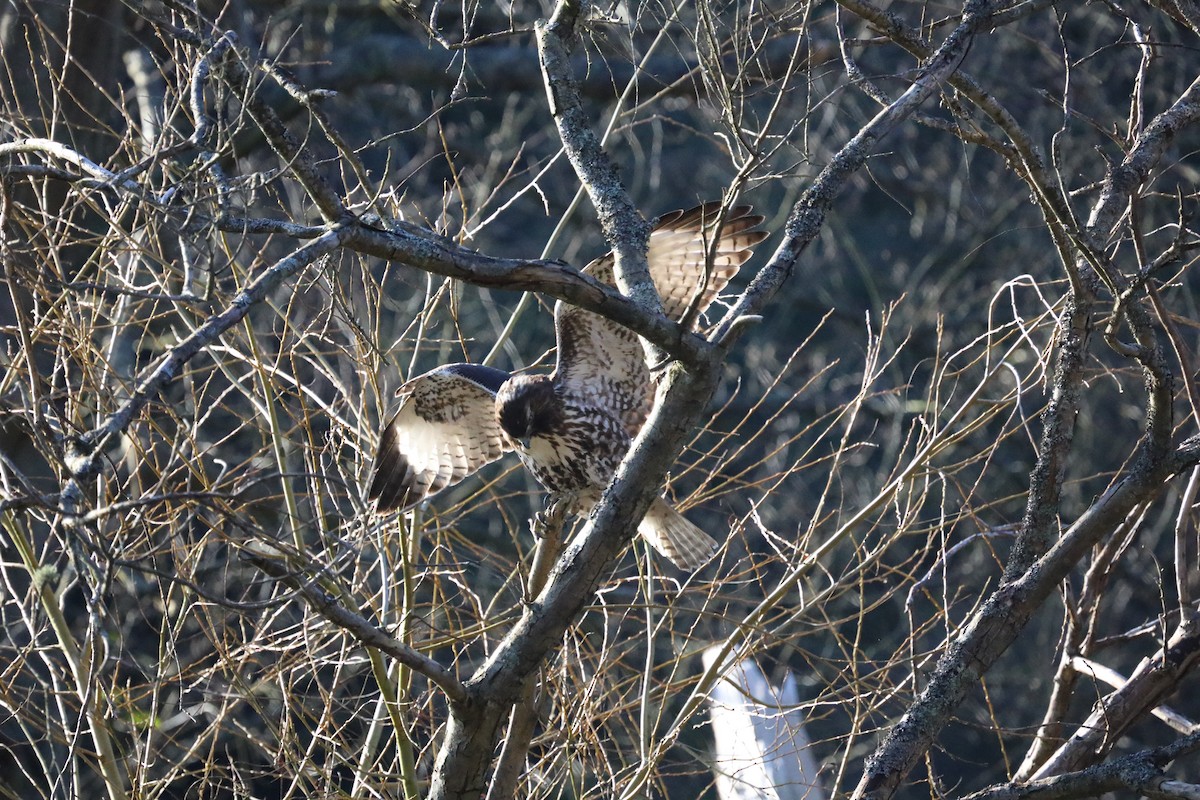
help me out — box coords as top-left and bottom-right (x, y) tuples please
(427, 360), (723, 799)
(849, 61), (1200, 795)
(963, 731), (1200, 800)
(535, 1), (657, 316)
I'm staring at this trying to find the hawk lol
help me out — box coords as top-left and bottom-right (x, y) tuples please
(368, 202), (767, 569)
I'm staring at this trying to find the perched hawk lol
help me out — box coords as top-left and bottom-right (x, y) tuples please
(368, 203), (767, 569)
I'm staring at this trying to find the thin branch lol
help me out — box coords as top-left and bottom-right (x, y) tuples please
(853, 432), (1200, 798)
(712, 0), (1009, 351)
(241, 539), (468, 704)
(1067, 655), (1198, 734)
(1031, 616), (1200, 778)
(852, 27), (1200, 800)
(61, 230), (343, 506)
(212, 32), (350, 223)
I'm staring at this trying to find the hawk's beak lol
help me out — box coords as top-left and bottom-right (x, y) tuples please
(519, 436), (532, 449)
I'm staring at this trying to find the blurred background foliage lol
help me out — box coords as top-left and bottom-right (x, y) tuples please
(0, 0), (1197, 798)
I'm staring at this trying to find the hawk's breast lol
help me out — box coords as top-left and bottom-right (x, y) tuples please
(510, 399), (629, 496)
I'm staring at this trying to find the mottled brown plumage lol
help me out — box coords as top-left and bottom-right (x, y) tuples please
(367, 202), (768, 569)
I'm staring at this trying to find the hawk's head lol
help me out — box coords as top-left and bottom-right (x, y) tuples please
(496, 374), (561, 448)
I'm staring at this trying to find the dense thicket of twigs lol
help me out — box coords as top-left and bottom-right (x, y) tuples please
(1, 1), (1198, 799)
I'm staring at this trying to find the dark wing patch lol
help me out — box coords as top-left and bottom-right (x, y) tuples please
(367, 364), (512, 512)
(554, 202), (767, 434)
(439, 362), (510, 394)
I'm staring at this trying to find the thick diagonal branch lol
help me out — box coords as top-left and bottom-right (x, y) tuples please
(1030, 615), (1200, 778)
(422, 0), (1010, 795)
(427, 361), (722, 800)
(850, 68), (1200, 798)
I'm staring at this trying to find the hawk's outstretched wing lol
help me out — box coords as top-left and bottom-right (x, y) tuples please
(368, 363), (512, 512)
(554, 203), (767, 434)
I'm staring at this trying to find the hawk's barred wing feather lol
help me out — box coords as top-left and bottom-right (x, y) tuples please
(554, 202), (767, 435)
(620, 203), (768, 321)
(368, 364), (512, 512)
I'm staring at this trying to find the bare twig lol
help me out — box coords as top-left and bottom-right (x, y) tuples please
(241, 538), (468, 704)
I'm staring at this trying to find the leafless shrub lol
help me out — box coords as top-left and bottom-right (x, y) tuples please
(0, 2), (1198, 800)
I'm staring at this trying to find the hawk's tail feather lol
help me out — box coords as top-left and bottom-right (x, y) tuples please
(638, 498), (719, 571)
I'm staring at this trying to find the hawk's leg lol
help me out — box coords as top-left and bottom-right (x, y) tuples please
(525, 495), (572, 603)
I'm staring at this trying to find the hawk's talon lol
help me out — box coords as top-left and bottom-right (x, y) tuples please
(531, 509), (550, 539)
(532, 497), (569, 538)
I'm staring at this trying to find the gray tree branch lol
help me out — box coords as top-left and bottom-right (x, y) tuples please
(848, 26), (1200, 800)
(1030, 615), (1200, 778)
(61, 230), (343, 508)
(963, 731), (1200, 800)
(536, 1), (657, 315)
(712, 0), (1008, 351)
